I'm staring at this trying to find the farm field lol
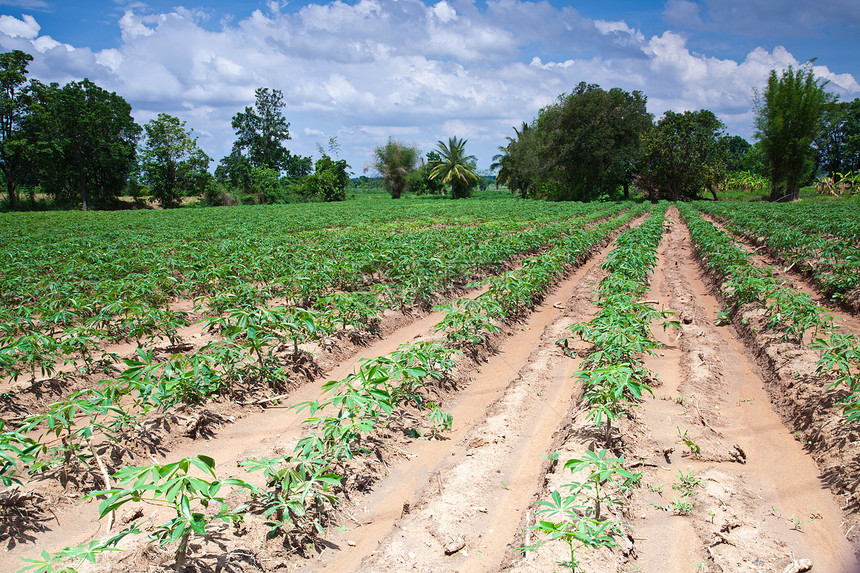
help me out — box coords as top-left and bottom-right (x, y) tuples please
(1, 198), (860, 572)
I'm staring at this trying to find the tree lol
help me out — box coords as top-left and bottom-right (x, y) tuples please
(491, 122), (537, 198)
(720, 135), (752, 173)
(139, 113), (211, 208)
(816, 98), (860, 178)
(407, 150), (446, 195)
(531, 83), (651, 200)
(302, 154), (350, 202)
(754, 64), (837, 201)
(231, 87), (292, 172)
(430, 136), (478, 199)
(0, 50), (33, 210)
(28, 79), (140, 210)
(215, 149), (252, 191)
(373, 138), (420, 199)
(636, 110), (726, 201)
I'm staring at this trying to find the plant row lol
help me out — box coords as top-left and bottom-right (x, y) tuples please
(696, 200), (860, 301)
(679, 203), (860, 423)
(1, 202), (631, 384)
(10, 203), (643, 571)
(522, 204), (672, 572)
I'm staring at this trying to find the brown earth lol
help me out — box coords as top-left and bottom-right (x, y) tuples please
(3, 207), (860, 573)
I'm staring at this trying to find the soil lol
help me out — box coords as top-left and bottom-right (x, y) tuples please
(3, 206), (860, 573)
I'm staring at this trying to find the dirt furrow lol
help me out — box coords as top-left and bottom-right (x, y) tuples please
(3, 305), (451, 571)
(630, 208), (857, 572)
(305, 242), (614, 572)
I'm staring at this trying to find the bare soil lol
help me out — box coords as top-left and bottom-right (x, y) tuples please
(4, 207), (860, 573)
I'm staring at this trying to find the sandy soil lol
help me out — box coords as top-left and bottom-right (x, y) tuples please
(3, 207), (860, 573)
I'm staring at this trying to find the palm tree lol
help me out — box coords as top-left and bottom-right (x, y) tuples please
(490, 123), (533, 198)
(373, 138), (420, 199)
(430, 136), (478, 199)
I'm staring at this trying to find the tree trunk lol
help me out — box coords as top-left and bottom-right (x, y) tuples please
(622, 181), (629, 199)
(79, 171), (88, 211)
(6, 176), (15, 210)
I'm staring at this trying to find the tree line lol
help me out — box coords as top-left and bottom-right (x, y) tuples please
(2, 47), (857, 210)
(492, 66), (859, 202)
(0, 50), (353, 211)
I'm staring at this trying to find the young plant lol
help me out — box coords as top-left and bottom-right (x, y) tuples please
(91, 455), (256, 573)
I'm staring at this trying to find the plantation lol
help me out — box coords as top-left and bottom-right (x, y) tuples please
(2, 196), (860, 572)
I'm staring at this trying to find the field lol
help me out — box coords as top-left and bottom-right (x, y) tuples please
(1, 198), (860, 573)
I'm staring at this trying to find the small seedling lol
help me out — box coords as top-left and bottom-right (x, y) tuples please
(670, 495), (695, 515)
(676, 427), (701, 455)
(672, 469), (701, 494)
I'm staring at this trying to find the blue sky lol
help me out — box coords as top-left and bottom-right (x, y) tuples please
(0, 0), (858, 174)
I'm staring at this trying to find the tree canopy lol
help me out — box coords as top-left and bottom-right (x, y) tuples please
(27, 79), (140, 210)
(429, 136), (478, 199)
(637, 110), (727, 201)
(754, 64), (837, 201)
(816, 98), (860, 178)
(0, 50), (33, 210)
(373, 139), (420, 199)
(139, 113), (212, 208)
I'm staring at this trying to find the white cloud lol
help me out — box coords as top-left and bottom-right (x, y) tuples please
(432, 1), (457, 23)
(0, 14), (39, 38)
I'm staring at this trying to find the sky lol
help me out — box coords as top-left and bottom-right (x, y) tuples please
(0, 0), (858, 176)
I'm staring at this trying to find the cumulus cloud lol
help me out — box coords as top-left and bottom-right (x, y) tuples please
(0, 13), (38, 38)
(0, 1), (857, 171)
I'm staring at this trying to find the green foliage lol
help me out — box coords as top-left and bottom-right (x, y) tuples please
(817, 98), (860, 177)
(754, 63), (837, 201)
(0, 49), (34, 211)
(26, 78), (141, 211)
(373, 138), (420, 199)
(241, 450), (340, 537)
(302, 154), (350, 202)
(520, 449), (639, 572)
(231, 87), (292, 172)
(91, 455), (255, 572)
(636, 109), (726, 201)
(139, 113), (212, 208)
(17, 527), (137, 573)
(429, 136), (478, 199)
(533, 82), (652, 201)
(491, 122), (536, 198)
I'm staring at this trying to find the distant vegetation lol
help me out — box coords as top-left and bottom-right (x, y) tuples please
(0, 50), (857, 211)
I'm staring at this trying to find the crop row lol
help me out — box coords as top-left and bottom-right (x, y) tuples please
(8, 202), (645, 571)
(1, 202), (631, 384)
(695, 200), (860, 301)
(678, 203), (860, 423)
(523, 204), (672, 571)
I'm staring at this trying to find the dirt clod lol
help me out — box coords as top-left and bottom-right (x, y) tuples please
(444, 534), (465, 555)
(782, 559), (814, 573)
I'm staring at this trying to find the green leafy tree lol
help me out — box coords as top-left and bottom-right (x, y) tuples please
(754, 64), (837, 201)
(0, 50), (33, 210)
(215, 149), (252, 190)
(373, 138), (420, 199)
(720, 135), (752, 173)
(816, 98), (860, 178)
(531, 83), (651, 200)
(636, 109), (726, 201)
(139, 113), (212, 208)
(407, 150), (446, 195)
(430, 136), (478, 199)
(27, 79), (140, 210)
(231, 87), (292, 171)
(491, 122), (537, 198)
(307, 153), (350, 201)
